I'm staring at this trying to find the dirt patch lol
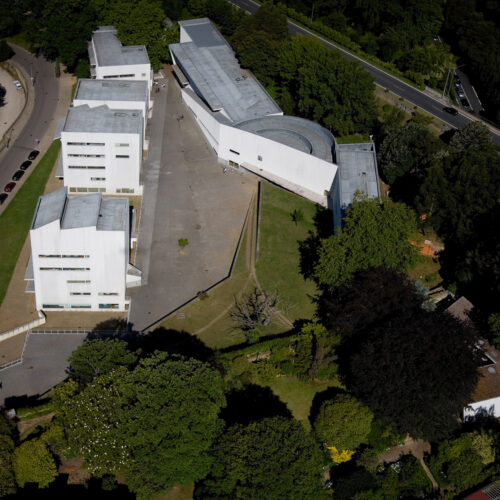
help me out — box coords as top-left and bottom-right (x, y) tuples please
(59, 456), (90, 484)
(17, 412), (55, 435)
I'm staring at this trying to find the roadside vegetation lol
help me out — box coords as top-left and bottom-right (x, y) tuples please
(0, 140), (60, 306)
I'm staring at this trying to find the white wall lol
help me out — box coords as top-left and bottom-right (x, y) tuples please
(464, 397), (500, 420)
(61, 130), (142, 195)
(30, 221), (128, 311)
(95, 63), (152, 90)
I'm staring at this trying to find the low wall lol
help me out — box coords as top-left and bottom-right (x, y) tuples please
(0, 310), (46, 343)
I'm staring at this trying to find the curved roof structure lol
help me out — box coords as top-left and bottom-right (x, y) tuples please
(235, 115), (335, 162)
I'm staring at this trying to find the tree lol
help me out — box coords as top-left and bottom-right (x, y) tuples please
(117, 354), (226, 498)
(449, 120), (492, 151)
(314, 394), (374, 453)
(13, 439), (57, 488)
(68, 338), (138, 386)
(0, 40), (14, 62)
(446, 449), (487, 491)
(277, 36), (377, 135)
(0, 417), (16, 496)
(378, 121), (442, 185)
(194, 417), (324, 499)
(230, 288), (281, 332)
(314, 195), (419, 290)
(342, 308), (479, 440)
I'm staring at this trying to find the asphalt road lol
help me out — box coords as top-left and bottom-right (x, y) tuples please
(229, 0), (500, 145)
(0, 45), (59, 192)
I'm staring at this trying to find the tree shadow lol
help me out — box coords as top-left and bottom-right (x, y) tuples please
(308, 386), (347, 428)
(87, 319), (133, 341)
(9, 474), (134, 499)
(134, 327), (215, 364)
(298, 205), (334, 281)
(221, 384), (292, 426)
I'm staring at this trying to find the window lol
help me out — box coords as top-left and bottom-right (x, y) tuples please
(76, 187), (87, 192)
(70, 292), (91, 296)
(103, 74), (135, 78)
(141, 73), (146, 77)
(42, 304), (64, 309)
(99, 304), (119, 309)
(98, 292), (119, 296)
(258, 155), (263, 161)
(229, 149), (240, 155)
(115, 143), (129, 147)
(69, 187), (76, 193)
(67, 154), (105, 158)
(39, 255), (89, 258)
(88, 188), (99, 192)
(116, 188), (134, 193)
(67, 280), (91, 283)
(71, 305), (92, 309)
(68, 165), (105, 169)
(115, 155), (129, 158)
(38, 254), (61, 258)
(40, 267), (90, 271)
(67, 142), (104, 146)
(91, 177), (106, 181)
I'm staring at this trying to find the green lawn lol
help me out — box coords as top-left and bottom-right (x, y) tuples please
(6, 32), (31, 51)
(264, 376), (342, 431)
(0, 140), (61, 306)
(256, 183), (320, 322)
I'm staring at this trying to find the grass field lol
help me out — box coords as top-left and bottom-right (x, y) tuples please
(6, 32), (31, 51)
(0, 140), (61, 306)
(256, 183), (320, 322)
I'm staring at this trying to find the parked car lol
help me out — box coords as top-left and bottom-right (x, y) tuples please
(443, 106), (458, 116)
(4, 182), (16, 192)
(28, 150), (39, 160)
(454, 80), (461, 88)
(13, 80), (22, 91)
(20, 160), (32, 170)
(12, 170), (24, 181)
(457, 89), (465, 98)
(0, 193), (8, 205)
(461, 98), (471, 109)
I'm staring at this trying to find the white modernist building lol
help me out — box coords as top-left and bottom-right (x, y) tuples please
(58, 104), (143, 195)
(73, 78), (150, 135)
(169, 18), (380, 214)
(25, 187), (141, 312)
(88, 26), (153, 90)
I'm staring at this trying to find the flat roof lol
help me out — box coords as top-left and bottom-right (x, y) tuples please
(236, 115), (335, 162)
(92, 26), (150, 67)
(171, 18), (281, 122)
(31, 187), (128, 232)
(74, 79), (148, 103)
(62, 105), (142, 134)
(336, 143), (381, 208)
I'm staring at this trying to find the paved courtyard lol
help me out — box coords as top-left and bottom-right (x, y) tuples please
(0, 332), (87, 406)
(128, 67), (257, 331)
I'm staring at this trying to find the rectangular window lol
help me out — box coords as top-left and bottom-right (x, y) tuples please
(99, 304), (119, 309)
(70, 292), (91, 296)
(42, 304), (64, 309)
(103, 74), (135, 78)
(40, 267), (90, 271)
(91, 177), (106, 181)
(99, 188), (106, 193)
(71, 305), (92, 309)
(88, 188), (99, 192)
(115, 143), (129, 147)
(39, 255), (89, 258)
(76, 187), (88, 192)
(68, 166), (105, 169)
(67, 280), (91, 283)
(69, 187), (76, 193)
(67, 142), (105, 146)
(258, 155), (263, 161)
(98, 292), (119, 296)
(115, 155), (130, 158)
(229, 149), (240, 155)
(38, 254), (61, 258)
(116, 188), (134, 193)
(67, 154), (105, 158)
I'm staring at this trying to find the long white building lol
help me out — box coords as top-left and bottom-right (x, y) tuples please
(88, 26), (153, 90)
(170, 18), (380, 216)
(58, 104), (143, 195)
(25, 187), (141, 312)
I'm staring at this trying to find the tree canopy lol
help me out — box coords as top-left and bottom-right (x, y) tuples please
(313, 393), (373, 451)
(0, 417), (16, 497)
(68, 338), (138, 386)
(277, 36), (377, 135)
(194, 416), (324, 500)
(13, 439), (57, 489)
(314, 195), (418, 290)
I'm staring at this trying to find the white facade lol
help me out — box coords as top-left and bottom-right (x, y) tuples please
(60, 105), (143, 195)
(27, 188), (140, 312)
(89, 26), (153, 90)
(464, 397), (500, 420)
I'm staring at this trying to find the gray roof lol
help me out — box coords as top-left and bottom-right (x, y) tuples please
(31, 187), (67, 230)
(62, 105), (142, 134)
(31, 187), (128, 232)
(92, 26), (150, 67)
(171, 19), (281, 122)
(236, 115), (335, 162)
(74, 79), (148, 103)
(336, 143), (381, 208)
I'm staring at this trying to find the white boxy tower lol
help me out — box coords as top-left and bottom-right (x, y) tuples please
(60, 105), (143, 195)
(88, 26), (153, 90)
(26, 187), (141, 312)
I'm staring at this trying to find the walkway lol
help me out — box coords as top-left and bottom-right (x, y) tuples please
(128, 67), (256, 331)
(0, 66), (25, 140)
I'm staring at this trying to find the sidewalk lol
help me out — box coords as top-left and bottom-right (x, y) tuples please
(0, 66), (25, 140)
